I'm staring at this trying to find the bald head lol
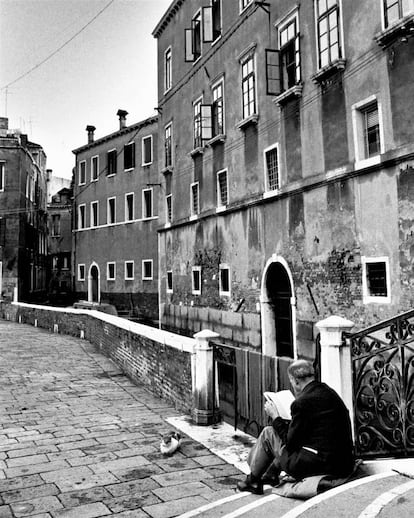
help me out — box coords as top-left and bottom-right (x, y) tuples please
(287, 360), (315, 381)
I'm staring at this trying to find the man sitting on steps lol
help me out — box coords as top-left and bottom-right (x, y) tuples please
(237, 359), (354, 495)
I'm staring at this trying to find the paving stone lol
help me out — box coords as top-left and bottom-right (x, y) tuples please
(53, 473), (119, 493)
(203, 464), (242, 477)
(193, 454), (226, 467)
(0, 505), (12, 518)
(67, 451), (118, 467)
(152, 455), (200, 472)
(152, 468), (213, 487)
(52, 502), (111, 517)
(103, 493), (161, 514)
(81, 443), (128, 456)
(5, 461), (69, 479)
(111, 510), (148, 517)
(89, 455), (150, 474)
(40, 466), (93, 484)
(114, 445), (156, 458)
(0, 474), (45, 492)
(105, 477), (160, 497)
(152, 481), (216, 502)
(202, 474), (244, 491)
(1, 483), (60, 504)
(57, 486), (112, 508)
(95, 433), (144, 445)
(57, 439), (98, 452)
(10, 496), (63, 517)
(6, 454), (49, 468)
(7, 445), (59, 458)
(142, 495), (207, 518)
(46, 450), (85, 462)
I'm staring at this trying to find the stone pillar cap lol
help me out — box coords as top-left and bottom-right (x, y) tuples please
(316, 315), (355, 330)
(193, 329), (220, 339)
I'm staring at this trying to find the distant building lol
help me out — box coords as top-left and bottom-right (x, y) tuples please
(153, 0), (414, 360)
(47, 175), (71, 203)
(0, 116), (49, 301)
(72, 111), (159, 323)
(47, 186), (73, 305)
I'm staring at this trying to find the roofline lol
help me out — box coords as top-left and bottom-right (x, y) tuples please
(72, 115), (158, 155)
(152, 0), (186, 38)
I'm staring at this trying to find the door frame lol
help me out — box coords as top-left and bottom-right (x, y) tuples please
(88, 262), (100, 304)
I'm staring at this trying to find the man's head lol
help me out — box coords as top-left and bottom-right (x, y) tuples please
(287, 360), (315, 396)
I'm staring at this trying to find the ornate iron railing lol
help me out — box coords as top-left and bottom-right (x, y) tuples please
(344, 309), (414, 458)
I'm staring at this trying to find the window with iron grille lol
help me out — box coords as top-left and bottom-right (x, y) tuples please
(107, 262), (116, 280)
(51, 215), (60, 237)
(217, 169), (228, 207)
(142, 260), (153, 280)
(91, 156), (99, 181)
(125, 193), (134, 221)
(191, 182), (200, 216)
(165, 123), (172, 167)
(142, 136), (153, 165)
(143, 189), (153, 219)
(193, 98), (203, 148)
(107, 197), (116, 224)
(316, 0), (342, 69)
(107, 149), (117, 175)
(212, 80), (224, 136)
(241, 54), (256, 119)
(192, 266), (202, 295)
(165, 47), (172, 91)
(124, 142), (135, 170)
(279, 14), (301, 91)
(166, 194), (172, 223)
(384, 0), (414, 27)
(167, 270), (173, 292)
(125, 261), (134, 280)
(264, 145), (280, 191)
(79, 161), (86, 185)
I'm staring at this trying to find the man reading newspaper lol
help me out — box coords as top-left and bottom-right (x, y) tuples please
(237, 359), (354, 495)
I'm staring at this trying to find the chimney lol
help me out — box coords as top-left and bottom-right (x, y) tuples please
(46, 169), (52, 182)
(0, 117), (8, 137)
(20, 134), (28, 147)
(117, 109), (128, 130)
(86, 125), (96, 144)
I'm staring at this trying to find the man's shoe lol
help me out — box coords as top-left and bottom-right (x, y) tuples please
(261, 475), (280, 487)
(237, 475), (264, 495)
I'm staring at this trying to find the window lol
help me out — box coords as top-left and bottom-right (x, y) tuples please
(264, 144), (280, 192)
(142, 188), (153, 219)
(316, 0), (342, 69)
(192, 266), (202, 295)
(193, 98), (203, 148)
(107, 149), (117, 176)
(362, 257), (391, 304)
(165, 123), (172, 167)
(79, 161), (86, 185)
(217, 169), (228, 208)
(240, 0), (253, 11)
(278, 13), (301, 91)
(78, 204), (86, 229)
(165, 47), (172, 92)
(142, 135), (153, 165)
(219, 264), (231, 296)
(241, 53), (256, 119)
(107, 262), (116, 280)
(0, 162), (4, 191)
(212, 80), (224, 136)
(90, 201), (99, 227)
(142, 260), (153, 280)
(191, 182), (200, 217)
(125, 261), (134, 280)
(91, 155), (99, 181)
(167, 270), (173, 293)
(124, 141), (135, 170)
(352, 97), (384, 165)
(203, 0), (222, 42)
(384, 0), (414, 27)
(62, 256), (69, 270)
(107, 197), (116, 224)
(51, 214), (60, 237)
(185, 11), (202, 62)
(125, 193), (134, 221)
(78, 264), (85, 281)
(166, 194), (173, 223)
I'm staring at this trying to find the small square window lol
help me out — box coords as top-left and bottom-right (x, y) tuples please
(142, 136), (153, 165)
(107, 262), (116, 280)
(124, 141), (135, 170)
(125, 261), (134, 280)
(264, 144), (280, 192)
(362, 256), (391, 304)
(192, 266), (202, 295)
(142, 260), (153, 280)
(79, 161), (86, 185)
(352, 98), (383, 167)
(107, 149), (117, 175)
(78, 264), (85, 281)
(219, 264), (231, 296)
(91, 156), (99, 181)
(167, 270), (173, 292)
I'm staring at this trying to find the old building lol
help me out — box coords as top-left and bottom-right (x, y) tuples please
(0, 117), (49, 302)
(153, 0), (414, 361)
(72, 111), (159, 323)
(47, 185), (74, 305)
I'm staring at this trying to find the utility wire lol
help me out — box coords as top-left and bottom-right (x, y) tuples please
(0, 0), (116, 91)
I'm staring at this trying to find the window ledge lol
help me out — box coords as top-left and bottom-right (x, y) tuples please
(375, 14), (414, 47)
(273, 84), (303, 105)
(124, 168), (134, 173)
(216, 205), (227, 213)
(311, 58), (346, 84)
(263, 189), (281, 199)
(161, 166), (174, 175)
(236, 114), (259, 130)
(206, 134), (226, 147)
(189, 214), (199, 221)
(164, 222), (172, 228)
(190, 146), (204, 157)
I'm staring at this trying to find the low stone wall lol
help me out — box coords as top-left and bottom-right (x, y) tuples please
(0, 302), (195, 413)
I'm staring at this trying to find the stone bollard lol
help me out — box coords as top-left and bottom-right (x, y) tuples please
(192, 329), (221, 426)
(316, 315), (355, 433)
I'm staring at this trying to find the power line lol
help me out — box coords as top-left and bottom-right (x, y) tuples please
(0, 0), (116, 91)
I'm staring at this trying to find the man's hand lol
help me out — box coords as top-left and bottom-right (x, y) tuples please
(264, 400), (279, 420)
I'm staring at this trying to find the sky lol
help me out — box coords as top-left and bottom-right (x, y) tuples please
(0, 0), (172, 180)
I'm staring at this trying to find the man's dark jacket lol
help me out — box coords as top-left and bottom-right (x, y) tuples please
(273, 380), (354, 480)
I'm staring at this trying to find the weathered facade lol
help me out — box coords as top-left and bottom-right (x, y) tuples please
(72, 112), (159, 323)
(0, 117), (49, 302)
(47, 186), (74, 305)
(153, 0), (414, 361)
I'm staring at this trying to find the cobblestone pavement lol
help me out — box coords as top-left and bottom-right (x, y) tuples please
(0, 320), (244, 518)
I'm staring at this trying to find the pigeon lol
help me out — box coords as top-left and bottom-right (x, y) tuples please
(160, 431), (182, 456)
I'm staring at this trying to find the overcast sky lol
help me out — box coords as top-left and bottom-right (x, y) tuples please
(0, 0), (171, 179)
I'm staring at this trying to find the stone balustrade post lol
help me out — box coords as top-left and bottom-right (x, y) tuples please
(316, 315), (355, 433)
(192, 329), (220, 426)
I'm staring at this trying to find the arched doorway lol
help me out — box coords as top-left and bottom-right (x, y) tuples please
(261, 255), (296, 358)
(88, 263), (100, 303)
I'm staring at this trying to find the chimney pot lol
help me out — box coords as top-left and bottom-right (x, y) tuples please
(117, 109), (128, 130)
(86, 125), (96, 144)
(0, 117), (8, 137)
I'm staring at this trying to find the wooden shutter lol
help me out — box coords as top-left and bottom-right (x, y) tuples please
(201, 104), (213, 140)
(202, 5), (213, 42)
(185, 28), (195, 62)
(265, 49), (281, 96)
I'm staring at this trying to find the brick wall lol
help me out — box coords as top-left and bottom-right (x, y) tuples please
(0, 302), (194, 413)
